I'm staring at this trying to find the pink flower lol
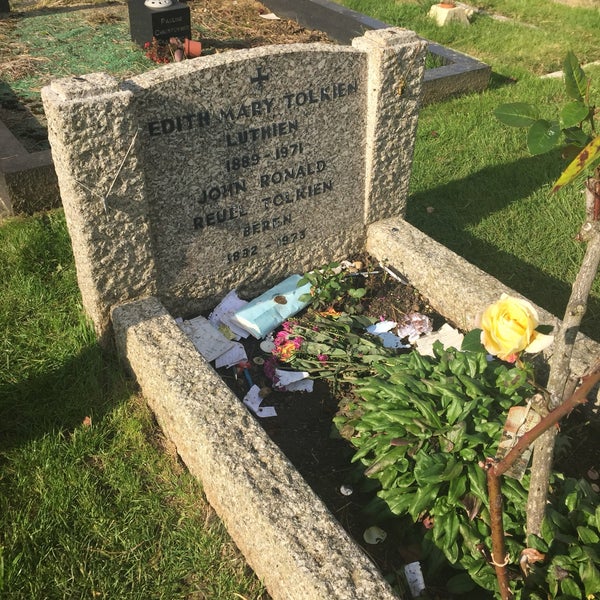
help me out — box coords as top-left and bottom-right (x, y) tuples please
(317, 354), (329, 364)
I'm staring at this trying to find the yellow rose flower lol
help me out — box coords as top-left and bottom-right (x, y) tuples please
(480, 294), (553, 362)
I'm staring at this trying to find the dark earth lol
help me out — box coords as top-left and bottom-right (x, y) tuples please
(217, 260), (600, 598)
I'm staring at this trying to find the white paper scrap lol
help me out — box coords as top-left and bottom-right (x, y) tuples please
(243, 385), (263, 411)
(180, 315), (237, 362)
(366, 321), (410, 349)
(378, 331), (411, 349)
(404, 562), (426, 597)
(366, 320), (397, 334)
(214, 341), (248, 369)
(255, 405), (278, 417)
(243, 385), (277, 417)
(274, 369), (314, 392)
(416, 323), (465, 357)
(208, 290), (249, 339)
(259, 11), (280, 19)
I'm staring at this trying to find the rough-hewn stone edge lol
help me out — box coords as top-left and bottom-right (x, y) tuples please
(111, 296), (400, 600)
(367, 217), (600, 397)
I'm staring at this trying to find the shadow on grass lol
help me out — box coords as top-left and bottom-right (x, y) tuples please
(0, 343), (132, 452)
(407, 153), (600, 342)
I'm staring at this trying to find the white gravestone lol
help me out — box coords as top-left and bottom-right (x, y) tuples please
(42, 28), (426, 342)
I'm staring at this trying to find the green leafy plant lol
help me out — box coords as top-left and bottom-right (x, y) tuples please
(494, 51), (599, 190)
(298, 261), (367, 313)
(333, 336), (600, 598)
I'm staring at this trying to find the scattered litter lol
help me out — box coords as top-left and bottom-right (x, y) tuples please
(363, 526), (387, 544)
(260, 338), (276, 353)
(243, 384), (277, 417)
(231, 274), (312, 338)
(214, 341), (248, 369)
(366, 320), (397, 334)
(339, 484), (353, 496)
(208, 289), (249, 340)
(274, 369), (314, 392)
(179, 315), (237, 362)
(404, 562), (426, 598)
(379, 263), (408, 285)
(259, 11), (280, 20)
(366, 320), (411, 349)
(397, 312), (433, 343)
(415, 323), (464, 356)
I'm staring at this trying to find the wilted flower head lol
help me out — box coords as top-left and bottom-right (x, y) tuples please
(480, 294), (553, 362)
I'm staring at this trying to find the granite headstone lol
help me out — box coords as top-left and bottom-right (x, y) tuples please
(42, 28), (426, 342)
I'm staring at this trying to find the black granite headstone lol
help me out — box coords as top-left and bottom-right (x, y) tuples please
(0, 0), (10, 13)
(128, 0), (191, 46)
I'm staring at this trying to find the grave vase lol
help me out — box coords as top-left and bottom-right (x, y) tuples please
(184, 38), (202, 58)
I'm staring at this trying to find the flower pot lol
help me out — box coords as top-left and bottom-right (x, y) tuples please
(184, 38), (202, 58)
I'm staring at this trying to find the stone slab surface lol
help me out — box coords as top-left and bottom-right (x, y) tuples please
(111, 295), (400, 600)
(0, 119), (59, 216)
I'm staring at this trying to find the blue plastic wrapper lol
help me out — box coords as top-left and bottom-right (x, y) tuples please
(231, 274), (312, 338)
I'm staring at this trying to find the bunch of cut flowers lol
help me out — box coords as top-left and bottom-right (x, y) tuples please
(267, 308), (399, 384)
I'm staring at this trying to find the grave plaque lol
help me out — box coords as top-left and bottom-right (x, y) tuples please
(127, 0), (191, 46)
(42, 29), (427, 341)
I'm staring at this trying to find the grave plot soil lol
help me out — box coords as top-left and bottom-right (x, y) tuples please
(0, 0), (331, 152)
(216, 265), (447, 595)
(216, 262), (600, 598)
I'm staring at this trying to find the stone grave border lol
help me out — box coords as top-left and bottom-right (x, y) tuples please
(112, 217), (600, 600)
(1, 0), (490, 217)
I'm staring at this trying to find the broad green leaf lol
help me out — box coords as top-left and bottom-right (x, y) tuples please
(494, 103), (540, 127)
(560, 577), (583, 597)
(446, 573), (476, 594)
(553, 135), (600, 192)
(526, 534), (549, 553)
(564, 51), (588, 101)
(347, 287), (366, 298)
(461, 328), (484, 353)
(527, 119), (562, 155)
(563, 127), (591, 147)
(561, 101), (589, 129)
(579, 558), (600, 597)
(577, 525), (600, 544)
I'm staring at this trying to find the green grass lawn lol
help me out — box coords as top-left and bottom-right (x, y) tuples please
(0, 213), (267, 598)
(2, 0), (600, 596)
(333, 0), (600, 340)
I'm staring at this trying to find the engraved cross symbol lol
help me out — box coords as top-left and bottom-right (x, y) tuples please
(250, 66), (270, 87)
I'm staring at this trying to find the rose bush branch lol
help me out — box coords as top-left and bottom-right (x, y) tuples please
(485, 359), (600, 600)
(495, 53), (600, 538)
(526, 165), (600, 536)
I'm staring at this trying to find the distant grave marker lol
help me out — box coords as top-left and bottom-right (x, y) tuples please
(42, 28), (426, 342)
(127, 0), (191, 46)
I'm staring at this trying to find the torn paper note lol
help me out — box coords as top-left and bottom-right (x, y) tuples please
(208, 289), (249, 340)
(179, 315), (237, 362)
(259, 11), (280, 19)
(243, 385), (277, 417)
(214, 341), (248, 369)
(274, 369), (314, 392)
(366, 320), (397, 334)
(416, 323), (464, 357)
